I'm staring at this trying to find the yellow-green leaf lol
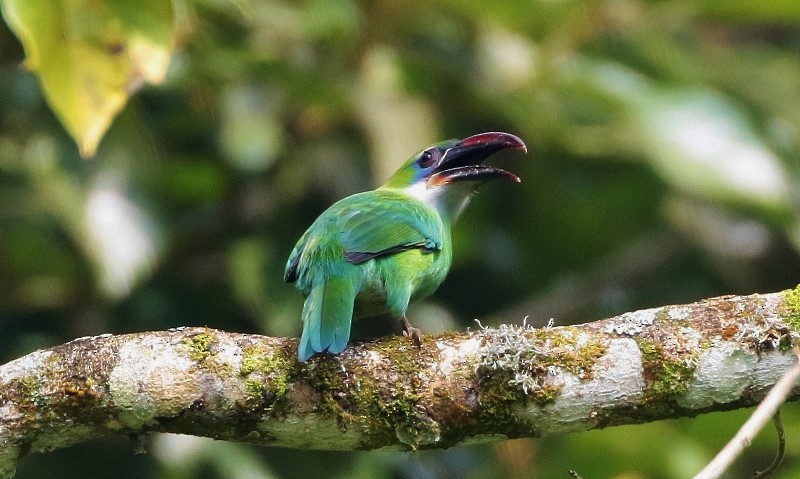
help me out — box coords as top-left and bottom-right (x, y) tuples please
(1, 0), (174, 157)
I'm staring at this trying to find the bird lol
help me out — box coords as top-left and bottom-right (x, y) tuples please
(284, 132), (527, 361)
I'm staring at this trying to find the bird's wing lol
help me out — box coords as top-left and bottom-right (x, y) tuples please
(285, 193), (442, 283)
(339, 197), (443, 264)
(284, 230), (307, 283)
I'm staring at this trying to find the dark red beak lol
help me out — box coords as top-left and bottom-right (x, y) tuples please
(428, 132), (526, 186)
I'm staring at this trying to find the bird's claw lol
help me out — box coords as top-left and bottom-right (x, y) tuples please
(401, 317), (422, 347)
(403, 326), (422, 347)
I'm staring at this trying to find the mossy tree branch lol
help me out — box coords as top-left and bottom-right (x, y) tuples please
(2, 287), (800, 478)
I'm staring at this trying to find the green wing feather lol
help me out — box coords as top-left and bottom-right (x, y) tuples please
(286, 190), (445, 361)
(285, 191), (444, 284)
(339, 192), (443, 263)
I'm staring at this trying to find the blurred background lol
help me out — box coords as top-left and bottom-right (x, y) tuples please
(1, 0), (800, 478)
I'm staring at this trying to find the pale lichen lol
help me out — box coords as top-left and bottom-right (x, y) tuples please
(668, 306), (692, 321)
(108, 341), (199, 429)
(677, 342), (757, 409)
(476, 321), (544, 395)
(475, 321), (607, 405)
(525, 337), (646, 436)
(604, 307), (659, 336)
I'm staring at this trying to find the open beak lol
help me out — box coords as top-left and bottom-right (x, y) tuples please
(428, 132), (527, 187)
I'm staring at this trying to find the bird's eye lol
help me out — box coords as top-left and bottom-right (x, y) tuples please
(418, 149), (437, 168)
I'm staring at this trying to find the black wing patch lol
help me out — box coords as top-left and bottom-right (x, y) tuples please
(284, 250), (302, 283)
(344, 243), (435, 265)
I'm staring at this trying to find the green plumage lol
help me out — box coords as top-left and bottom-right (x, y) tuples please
(284, 132), (525, 361)
(286, 190), (451, 361)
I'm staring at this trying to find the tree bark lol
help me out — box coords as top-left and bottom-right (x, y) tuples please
(2, 287), (800, 478)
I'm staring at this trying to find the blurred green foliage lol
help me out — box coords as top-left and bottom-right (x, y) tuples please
(1, 0), (800, 478)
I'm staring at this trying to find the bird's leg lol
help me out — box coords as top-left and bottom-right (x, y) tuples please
(401, 315), (422, 347)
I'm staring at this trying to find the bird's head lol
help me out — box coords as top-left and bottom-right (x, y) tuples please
(381, 132), (527, 221)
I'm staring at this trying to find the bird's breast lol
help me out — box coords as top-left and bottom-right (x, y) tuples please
(352, 246), (451, 319)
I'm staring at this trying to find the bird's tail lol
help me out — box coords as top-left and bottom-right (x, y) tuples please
(297, 275), (357, 361)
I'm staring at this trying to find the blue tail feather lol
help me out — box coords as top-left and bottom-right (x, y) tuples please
(297, 276), (357, 361)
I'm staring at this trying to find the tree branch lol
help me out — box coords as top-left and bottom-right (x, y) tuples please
(2, 287), (800, 478)
(693, 349), (799, 479)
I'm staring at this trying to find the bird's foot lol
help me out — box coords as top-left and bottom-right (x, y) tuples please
(403, 326), (422, 347)
(401, 316), (422, 347)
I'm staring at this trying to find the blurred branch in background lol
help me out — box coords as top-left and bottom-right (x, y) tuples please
(495, 231), (689, 327)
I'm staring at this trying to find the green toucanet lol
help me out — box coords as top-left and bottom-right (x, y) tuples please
(285, 132), (526, 361)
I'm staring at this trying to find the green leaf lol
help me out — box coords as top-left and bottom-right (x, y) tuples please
(581, 60), (793, 214)
(638, 88), (793, 213)
(1, 0), (174, 157)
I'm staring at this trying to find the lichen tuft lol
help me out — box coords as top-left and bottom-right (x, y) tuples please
(476, 321), (607, 404)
